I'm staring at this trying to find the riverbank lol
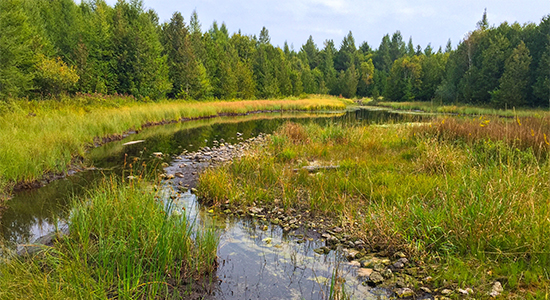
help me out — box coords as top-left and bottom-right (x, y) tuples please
(0, 95), (347, 198)
(197, 116), (550, 298)
(373, 101), (550, 118)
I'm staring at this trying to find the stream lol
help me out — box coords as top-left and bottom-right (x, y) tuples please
(0, 108), (428, 299)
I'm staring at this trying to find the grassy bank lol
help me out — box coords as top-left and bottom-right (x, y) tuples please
(0, 95), (346, 196)
(375, 101), (550, 118)
(197, 116), (550, 297)
(0, 178), (218, 299)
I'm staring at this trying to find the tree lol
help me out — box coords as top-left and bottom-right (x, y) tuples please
(111, 0), (171, 98)
(162, 12), (201, 98)
(373, 34), (392, 73)
(445, 39), (453, 53)
(385, 56), (422, 101)
(406, 37), (415, 56)
(0, 0), (37, 98)
(319, 40), (337, 94)
(334, 31), (356, 71)
(491, 41), (532, 107)
(477, 8), (489, 31)
(389, 31), (406, 61)
(533, 43), (550, 106)
(301, 36), (319, 70)
(258, 27), (270, 45)
(34, 55), (79, 96)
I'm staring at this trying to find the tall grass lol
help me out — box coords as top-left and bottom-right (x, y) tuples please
(0, 179), (218, 299)
(377, 101), (550, 118)
(0, 95), (346, 196)
(197, 120), (550, 295)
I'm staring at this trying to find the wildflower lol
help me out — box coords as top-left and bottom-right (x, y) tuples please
(545, 134), (549, 146)
(531, 129), (535, 137)
(516, 117), (521, 126)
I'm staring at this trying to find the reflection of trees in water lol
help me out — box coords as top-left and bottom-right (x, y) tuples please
(1, 109), (422, 249)
(0, 174), (85, 245)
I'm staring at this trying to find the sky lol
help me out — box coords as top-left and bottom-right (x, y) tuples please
(104, 0), (549, 51)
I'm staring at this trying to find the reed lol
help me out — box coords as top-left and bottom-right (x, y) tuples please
(0, 178), (219, 299)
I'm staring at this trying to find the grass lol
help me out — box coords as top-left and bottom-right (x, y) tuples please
(0, 177), (218, 299)
(376, 101), (550, 118)
(0, 94), (346, 196)
(197, 117), (550, 297)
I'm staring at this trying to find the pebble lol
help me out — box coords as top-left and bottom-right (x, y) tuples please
(367, 272), (384, 285)
(395, 288), (414, 298)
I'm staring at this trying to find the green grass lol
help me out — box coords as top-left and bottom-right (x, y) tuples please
(0, 94), (346, 196)
(376, 101), (550, 118)
(0, 178), (218, 299)
(197, 119), (550, 297)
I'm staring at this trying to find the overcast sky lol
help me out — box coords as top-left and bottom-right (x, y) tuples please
(105, 0), (548, 51)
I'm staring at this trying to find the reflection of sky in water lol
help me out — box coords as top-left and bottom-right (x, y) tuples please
(163, 185), (389, 300)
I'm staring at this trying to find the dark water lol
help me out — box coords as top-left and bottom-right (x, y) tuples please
(0, 108), (427, 299)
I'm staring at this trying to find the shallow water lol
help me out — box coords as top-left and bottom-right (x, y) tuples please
(0, 108), (427, 299)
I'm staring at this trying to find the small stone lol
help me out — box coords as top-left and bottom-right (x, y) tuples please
(326, 236), (339, 247)
(396, 278), (407, 288)
(490, 281), (503, 297)
(346, 250), (359, 261)
(161, 162), (169, 167)
(321, 233), (332, 239)
(348, 260), (361, 267)
(441, 289), (452, 295)
(271, 218), (280, 225)
(175, 172), (184, 178)
(367, 271), (384, 285)
(332, 226), (343, 233)
(373, 263), (385, 272)
(394, 251), (407, 258)
(392, 258), (408, 269)
(381, 268), (393, 279)
(165, 174), (175, 179)
(261, 225), (268, 231)
(420, 287), (432, 293)
(357, 268), (373, 278)
(457, 288), (470, 295)
(395, 288), (414, 298)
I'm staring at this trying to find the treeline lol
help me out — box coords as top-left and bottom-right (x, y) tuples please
(1, 0), (549, 107)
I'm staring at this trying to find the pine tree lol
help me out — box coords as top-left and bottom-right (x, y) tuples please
(0, 0), (37, 98)
(533, 43), (550, 106)
(162, 12), (201, 99)
(111, 0), (171, 98)
(406, 37), (415, 56)
(445, 39), (453, 53)
(491, 41), (532, 107)
(477, 9), (489, 31)
(301, 35), (319, 70)
(334, 31), (356, 71)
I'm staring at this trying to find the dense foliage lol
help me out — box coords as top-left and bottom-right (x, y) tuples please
(1, 1), (548, 107)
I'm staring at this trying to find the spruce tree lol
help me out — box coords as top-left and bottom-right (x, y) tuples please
(0, 0), (37, 98)
(491, 41), (532, 107)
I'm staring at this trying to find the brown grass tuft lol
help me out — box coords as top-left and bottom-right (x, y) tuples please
(414, 116), (550, 158)
(278, 122), (310, 144)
